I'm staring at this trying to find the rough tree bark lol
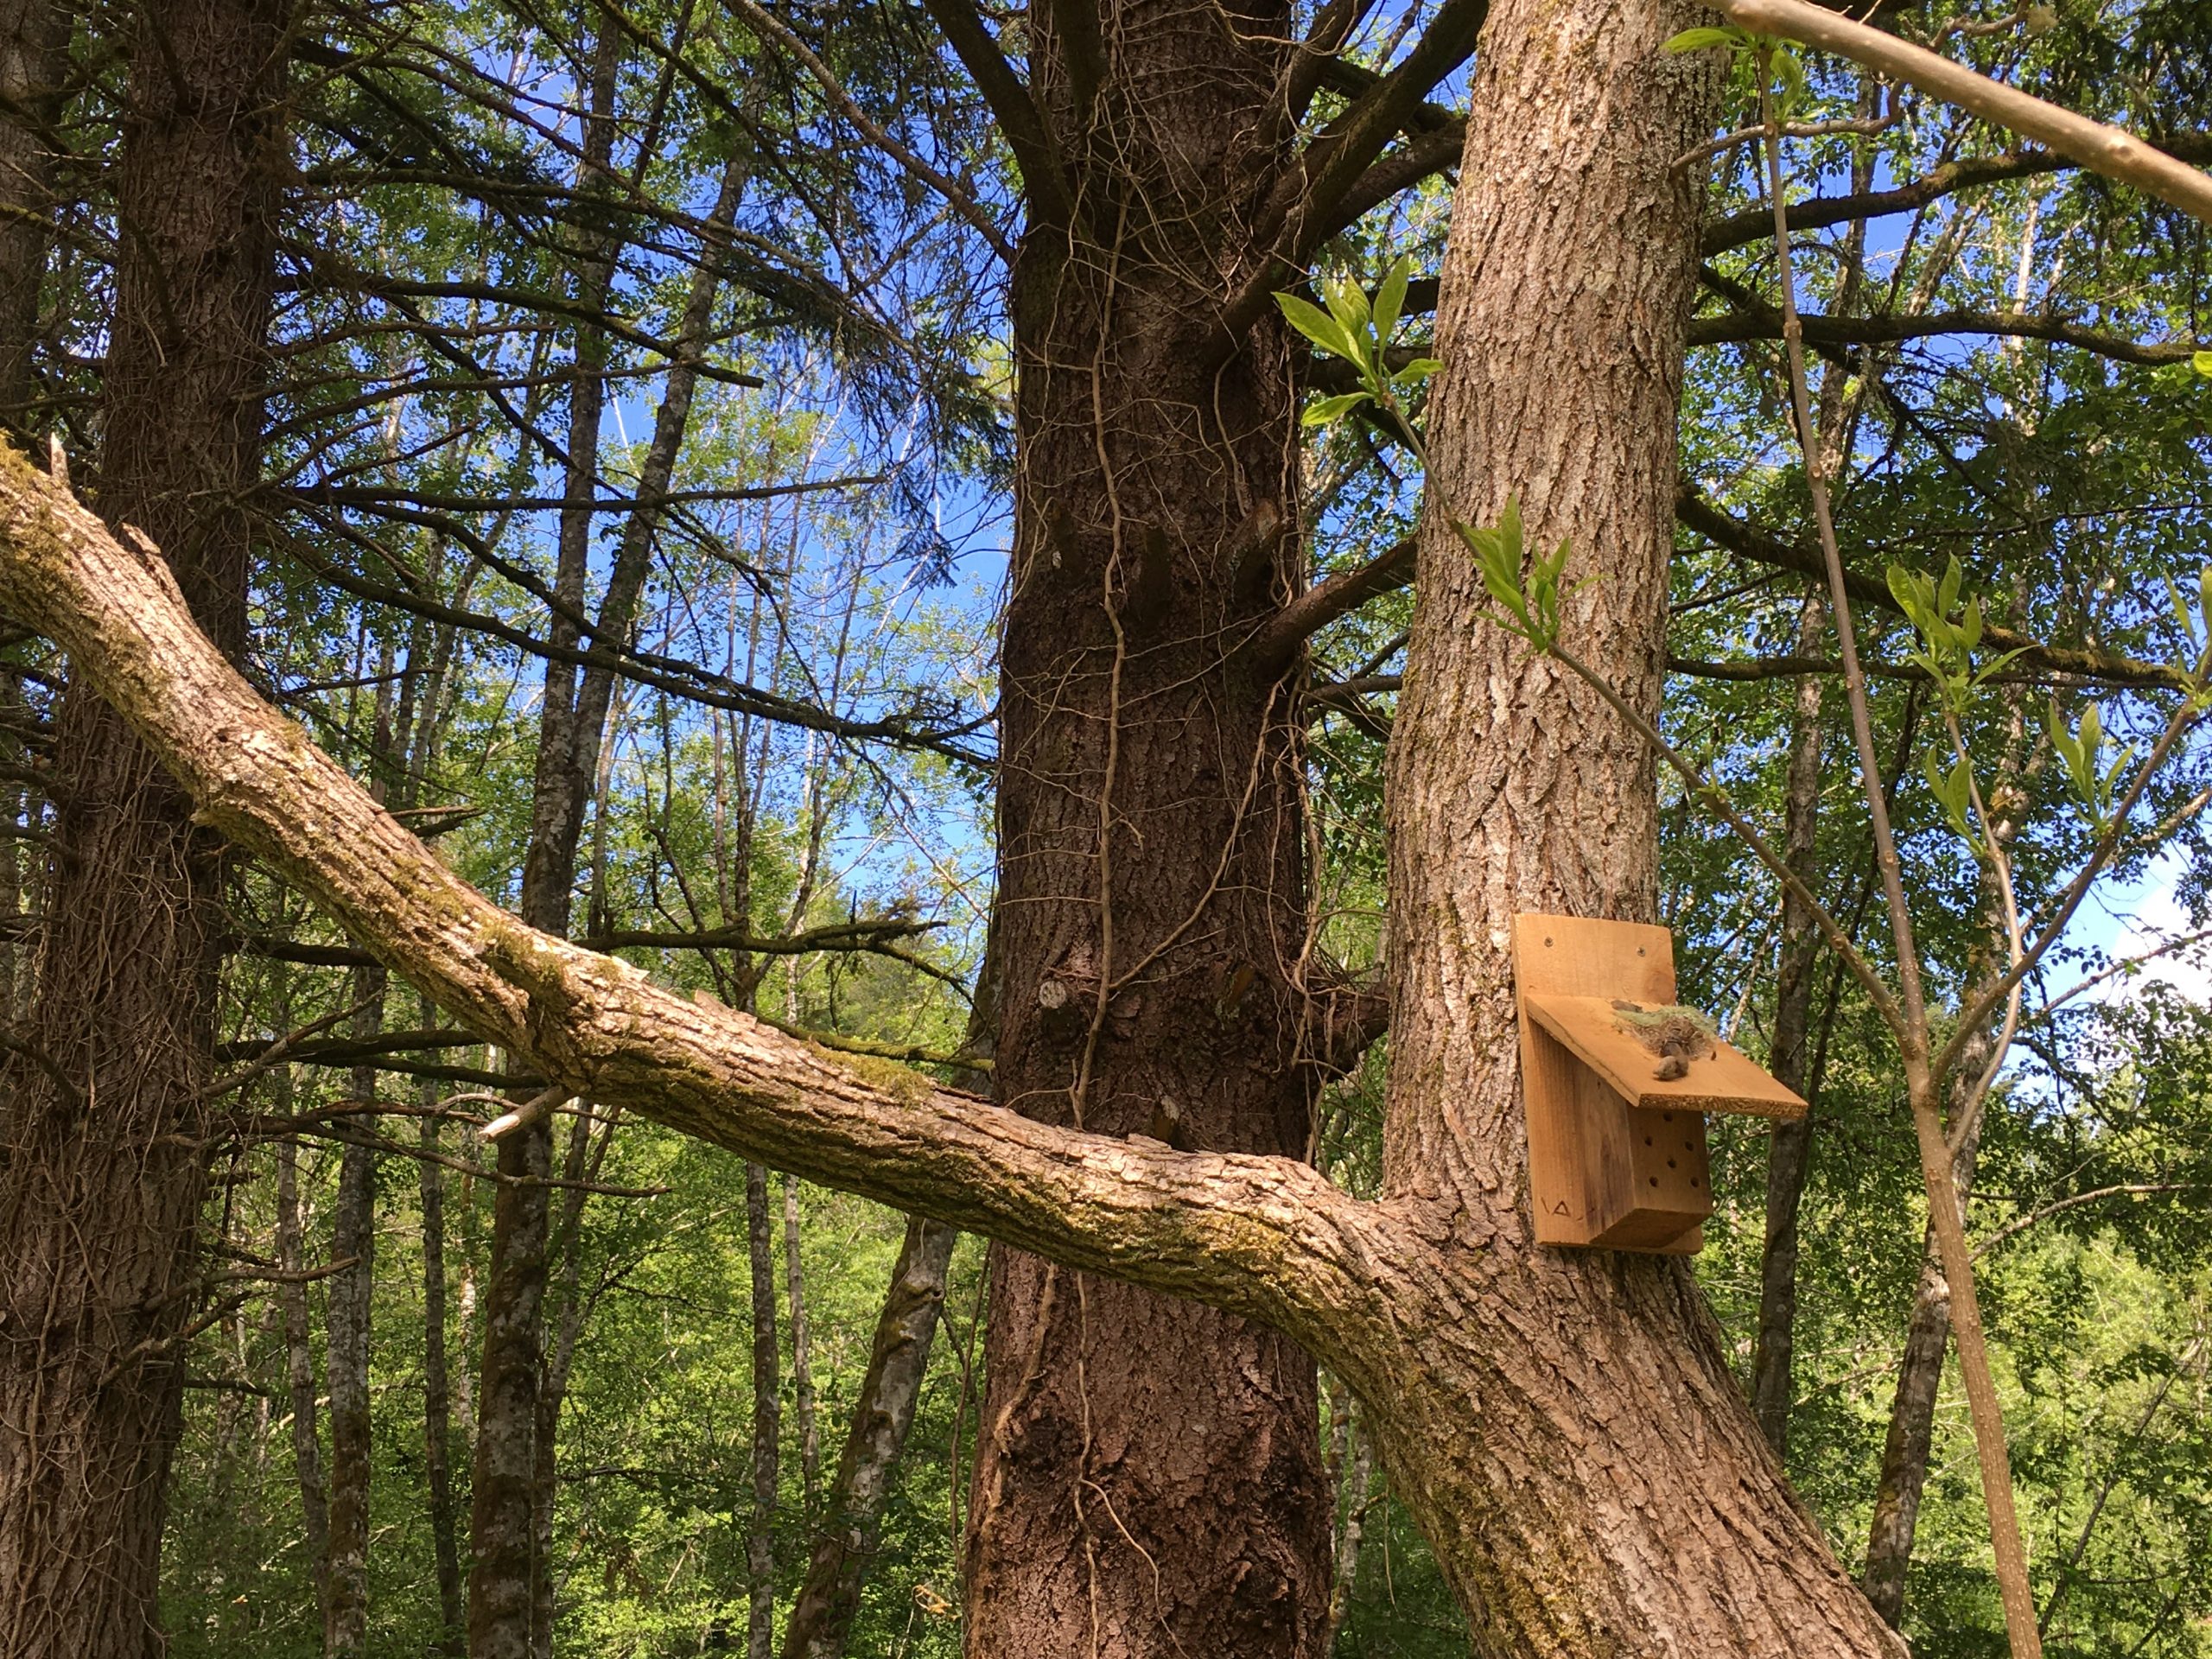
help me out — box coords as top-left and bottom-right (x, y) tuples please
(966, 0), (1331, 1649)
(1374, 0), (1904, 1648)
(0, 0), (1926, 1646)
(0, 3), (282, 1652)
(0, 0), (68, 433)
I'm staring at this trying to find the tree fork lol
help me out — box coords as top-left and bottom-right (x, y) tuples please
(1, 265), (1898, 1659)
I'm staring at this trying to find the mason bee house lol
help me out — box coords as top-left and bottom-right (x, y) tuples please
(1513, 912), (1808, 1254)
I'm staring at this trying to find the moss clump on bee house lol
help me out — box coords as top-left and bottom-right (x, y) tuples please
(1608, 1001), (1717, 1080)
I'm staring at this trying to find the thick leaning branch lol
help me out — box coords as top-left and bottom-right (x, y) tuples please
(1711, 0), (2212, 225)
(0, 444), (1387, 1370)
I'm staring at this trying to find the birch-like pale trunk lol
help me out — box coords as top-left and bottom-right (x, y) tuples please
(747, 1161), (781, 1659)
(418, 1037), (467, 1653)
(275, 1121), (332, 1622)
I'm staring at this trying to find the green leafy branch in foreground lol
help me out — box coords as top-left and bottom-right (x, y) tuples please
(1663, 22), (1808, 116)
(1275, 254), (1440, 435)
(1459, 498), (1578, 655)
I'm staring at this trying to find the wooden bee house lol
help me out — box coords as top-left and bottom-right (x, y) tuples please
(1514, 912), (1807, 1254)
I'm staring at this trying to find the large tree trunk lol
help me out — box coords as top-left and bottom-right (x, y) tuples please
(0, 3), (281, 1653)
(0, 0), (68, 433)
(965, 2), (1331, 1651)
(1372, 0), (1905, 1649)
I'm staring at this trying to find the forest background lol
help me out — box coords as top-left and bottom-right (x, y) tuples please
(1, 0), (2210, 1656)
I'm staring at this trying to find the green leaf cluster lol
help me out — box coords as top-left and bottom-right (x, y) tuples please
(2045, 698), (2135, 828)
(1274, 254), (1441, 430)
(1663, 22), (1807, 115)
(2162, 567), (2212, 692)
(1886, 556), (2027, 718)
(1457, 496), (1578, 654)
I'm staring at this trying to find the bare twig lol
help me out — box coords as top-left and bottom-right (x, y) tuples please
(1675, 79), (1901, 173)
(1975, 1185), (2202, 1261)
